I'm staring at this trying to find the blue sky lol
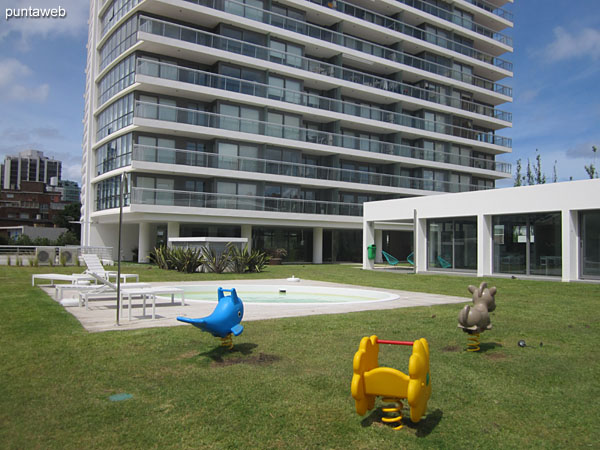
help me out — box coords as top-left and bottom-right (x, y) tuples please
(0, 0), (598, 186)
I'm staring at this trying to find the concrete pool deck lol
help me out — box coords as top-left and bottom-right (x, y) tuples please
(42, 278), (470, 333)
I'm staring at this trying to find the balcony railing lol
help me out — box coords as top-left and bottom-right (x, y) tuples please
(460, 0), (513, 22)
(133, 144), (498, 191)
(395, 0), (513, 47)
(303, 0), (511, 71)
(134, 99), (512, 149)
(138, 15), (512, 97)
(138, 58), (512, 124)
(184, 0), (512, 72)
(130, 187), (364, 216)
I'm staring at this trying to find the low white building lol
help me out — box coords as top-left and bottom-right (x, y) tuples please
(363, 179), (600, 282)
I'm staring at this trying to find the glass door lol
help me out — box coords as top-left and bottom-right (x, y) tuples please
(581, 210), (600, 279)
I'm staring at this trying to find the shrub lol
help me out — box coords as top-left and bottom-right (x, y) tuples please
(200, 246), (231, 274)
(149, 245), (204, 273)
(227, 243), (269, 273)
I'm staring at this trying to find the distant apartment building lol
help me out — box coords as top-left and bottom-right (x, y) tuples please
(82, 0), (514, 263)
(1, 150), (62, 190)
(58, 180), (82, 203)
(0, 181), (67, 228)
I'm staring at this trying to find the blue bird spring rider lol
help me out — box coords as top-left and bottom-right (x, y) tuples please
(177, 287), (244, 349)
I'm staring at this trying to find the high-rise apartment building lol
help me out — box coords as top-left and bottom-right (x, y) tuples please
(2, 150), (62, 190)
(82, 0), (513, 263)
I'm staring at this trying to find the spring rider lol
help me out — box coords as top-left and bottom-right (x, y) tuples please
(457, 282), (497, 351)
(351, 335), (431, 430)
(177, 287), (244, 349)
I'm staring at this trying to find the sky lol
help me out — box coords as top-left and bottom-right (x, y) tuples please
(0, 0), (598, 187)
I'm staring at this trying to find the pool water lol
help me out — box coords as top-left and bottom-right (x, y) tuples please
(180, 285), (398, 304)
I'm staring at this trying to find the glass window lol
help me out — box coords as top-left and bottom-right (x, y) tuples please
(427, 217), (477, 270)
(493, 213), (562, 276)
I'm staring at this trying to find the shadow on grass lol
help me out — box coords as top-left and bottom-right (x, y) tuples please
(476, 341), (503, 353)
(360, 407), (443, 437)
(199, 343), (282, 367)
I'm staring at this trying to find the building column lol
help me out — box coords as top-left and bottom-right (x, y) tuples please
(562, 209), (578, 282)
(313, 227), (323, 264)
(241, 224), (252, 251)
(414, 213), (427, 274)
(167, 222), (180, 246)
(375, 229), (383, 263)
(477, 214), (493, 277)
(138, 222), (151, 263)
(363, 221), (375, 270)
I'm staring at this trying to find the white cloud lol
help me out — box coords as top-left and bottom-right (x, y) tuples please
(0, 0), (89, 45)
(0, 58), (49, 102)
(544, 26), (600, 62)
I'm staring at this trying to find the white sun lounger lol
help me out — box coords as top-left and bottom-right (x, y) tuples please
(80, 273), (185, 320)
(32, 273), (95, 287)
(81, 254), (139, 283)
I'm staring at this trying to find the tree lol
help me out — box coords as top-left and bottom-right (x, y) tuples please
(534, 150), (546, 184)
(526, 159), (534, 185)
(552, 160), (558, 183)
(584, 145), (598, 179)
(53, 202), (82, 240)
(514, 158), (523, 186)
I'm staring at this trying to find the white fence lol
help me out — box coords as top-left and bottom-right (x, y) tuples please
(0, 246), (114, 266)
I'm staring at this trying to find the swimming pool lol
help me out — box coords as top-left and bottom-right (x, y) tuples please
(180, 284), (399, 304)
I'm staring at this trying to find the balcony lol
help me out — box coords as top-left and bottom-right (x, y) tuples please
(460, 0), (514, 22)
(184, 0), (512, 72)
(137, 59), (511, 127)
(394, 0), (513, 47)
(132, 144), (501, 191)
(129, 187), (364, 216)
(138, 15), (512, 98)
(134, 100), (512, 150)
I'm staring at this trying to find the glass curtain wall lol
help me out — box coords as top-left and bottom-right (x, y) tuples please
(427, 217), (477, 270)
(493, 212), (562, 276)
(581, 210), (600, 279)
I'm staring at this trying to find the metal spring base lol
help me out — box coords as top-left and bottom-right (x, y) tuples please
(381, 398), (404, 430)
(220, 334), (233, 350)
(467, 333), (481, 352)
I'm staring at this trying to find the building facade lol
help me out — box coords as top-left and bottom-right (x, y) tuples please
(1, 150), (62, 190)
(363, 179), (600, 282)
(0, 181), (67, 228)
(82, 0), (514, 262)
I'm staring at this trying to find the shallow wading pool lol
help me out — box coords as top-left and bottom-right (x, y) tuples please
(180, 285), (399, 304)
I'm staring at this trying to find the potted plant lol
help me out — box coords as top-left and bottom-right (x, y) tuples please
(267, 248), (288, 265)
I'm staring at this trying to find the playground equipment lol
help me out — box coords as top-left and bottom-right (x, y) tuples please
(177, 287), (244, 349)
(457, 282), (497, 351)
(351, 335), (431, 430)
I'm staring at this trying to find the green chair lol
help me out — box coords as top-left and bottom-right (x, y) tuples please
(381, 250), (401, 266)
(437, 255), (451, 268)
(406, 252), (414, 266)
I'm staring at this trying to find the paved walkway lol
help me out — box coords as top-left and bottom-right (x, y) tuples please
(43, 278), (469, 333)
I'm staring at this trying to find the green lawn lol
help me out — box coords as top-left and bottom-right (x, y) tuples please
(1, 264), (599, 449)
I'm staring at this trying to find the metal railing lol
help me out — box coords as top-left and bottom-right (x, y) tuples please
(133, 144), (498, 192)
(460, 0), (513, 22)
(138, 58), (512, 126)
(134, 100), (512, 150)
(302, 0), (512, 70)
(131, 187), (365, 216)
(184, 0), (512, 72)
(138, 15), (512, 97)
(395, 0), (513, 47)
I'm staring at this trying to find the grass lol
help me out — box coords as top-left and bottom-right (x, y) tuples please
(1, 264), (599, 449)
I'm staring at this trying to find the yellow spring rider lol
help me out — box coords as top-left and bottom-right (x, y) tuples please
(351, 335), (431, 430)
